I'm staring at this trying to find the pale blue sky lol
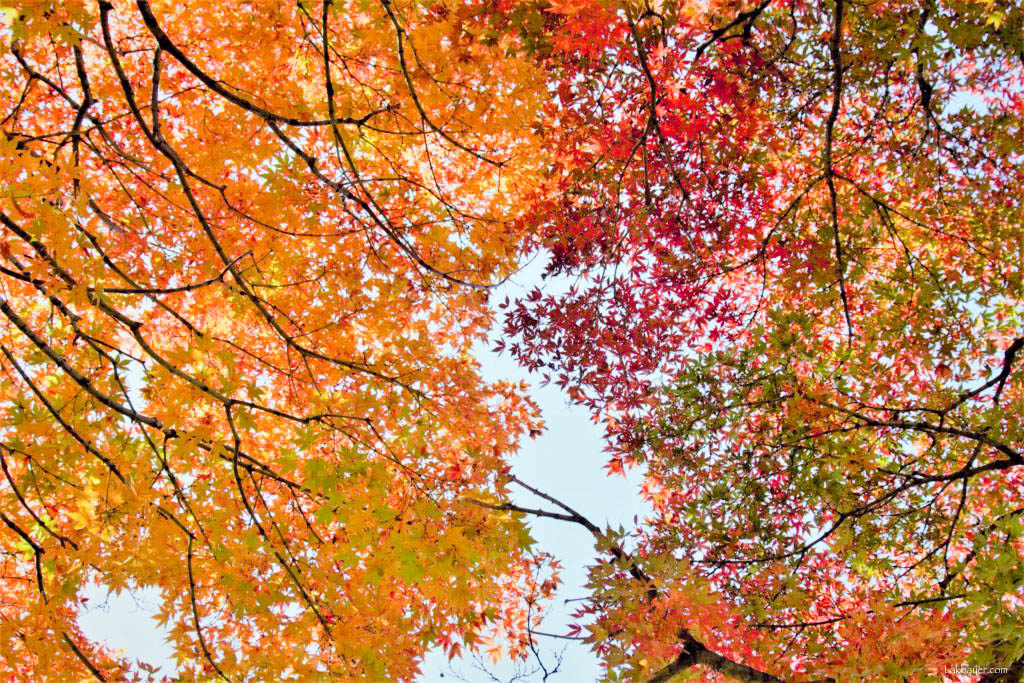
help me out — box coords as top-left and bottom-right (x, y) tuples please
(77, 258), (649, 682)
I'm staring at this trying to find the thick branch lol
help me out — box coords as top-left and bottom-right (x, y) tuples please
(824, 0), (853, 341)
(649, 632), (784, 682)
(133, 0), (386, 128)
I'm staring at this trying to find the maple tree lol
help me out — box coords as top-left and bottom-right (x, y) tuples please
(3, 0), (1024, 680)
(0, 0), (556, 678)
(501, 0), (1024, 679)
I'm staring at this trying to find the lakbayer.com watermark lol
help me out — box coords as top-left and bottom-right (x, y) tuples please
(943, 664), (1010, 678)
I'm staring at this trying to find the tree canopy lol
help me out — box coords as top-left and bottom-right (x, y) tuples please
(1, 0), (1022, 680)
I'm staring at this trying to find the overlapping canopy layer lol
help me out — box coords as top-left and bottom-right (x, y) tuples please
(2, 0), (1023, 680)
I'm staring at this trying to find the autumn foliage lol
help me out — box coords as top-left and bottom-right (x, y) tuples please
(2, 0), (1023, 680)
(0, 0), (550, 677)
(504, 0), (1024, 679)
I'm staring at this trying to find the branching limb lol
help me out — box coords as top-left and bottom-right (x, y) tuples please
(824, 0), (853, 341)
(471, 477), (783, 682)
